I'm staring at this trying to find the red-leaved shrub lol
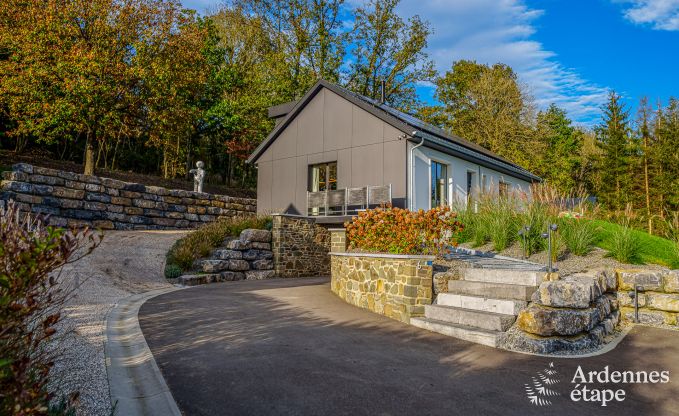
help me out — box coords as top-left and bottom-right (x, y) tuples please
(0, 201), (99, 415)
(345, 206), (464, 254)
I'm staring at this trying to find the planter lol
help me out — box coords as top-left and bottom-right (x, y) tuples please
(330, 252), (434, 323)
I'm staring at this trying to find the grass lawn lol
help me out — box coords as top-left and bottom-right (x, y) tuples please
(592, 220), (679, 269)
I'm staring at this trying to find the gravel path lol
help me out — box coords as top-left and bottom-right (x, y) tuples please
(49, 230), (186, 416)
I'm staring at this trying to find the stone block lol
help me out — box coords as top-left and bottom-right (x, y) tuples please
(83, 201), (107, 211)
(535, 279), (594, 308)
(121, 190), (142, 199)
(56, 170), (79, 181)
(1, 180), (32, 193)
(663, 270), (679, 293)
(127, 216), (152, 225)
(213, 249), (243, 260)
(646, 293), (679, 313)
(85, 193), (111, 203)
(152, 217), (176, 227)
(15, 193), (43, 204)
(122, 183), (146, 192)
(165, 211), (184, 219)
(12, 163), (33, 174)
(220, 271), (245, 281)
(618, 270), (663, 291)
(132, 199), (156, 209)
(251, 259), (273, 270)
(227, 239), (250, 250)
(228, 259), (250, 271)
(64, 180), (85, 190)
(124, 206), (143, 215)
(77, 174), (101, 184)
(250, 242), (271, 250)
(516, 304), (599, 336)
(620, 307), (674, 325)
(84, 183), (103, 192)
(2, 171), (28, 181)
(145, 185), (168, 196)
(31, 205), (59, 216)
(245, 270), (276, 280)
(101, 177), (126, 189)
(29, 174), (64, 186)
(107, 204), (124, 213)
(240, 229), (272, 243)
(202, 260), (229, 273)
(52, 187), (85, 199)
(605, 293), (619, 311)
(618, 291), (645, 307)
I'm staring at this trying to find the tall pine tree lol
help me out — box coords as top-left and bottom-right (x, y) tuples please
(595, 92), (633, 213)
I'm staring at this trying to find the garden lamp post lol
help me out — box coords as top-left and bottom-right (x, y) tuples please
(541, 223), (558, 273)
(518, 225), (530, 259)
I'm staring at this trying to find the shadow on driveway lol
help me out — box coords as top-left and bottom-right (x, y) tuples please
(139, 277), (679, 416)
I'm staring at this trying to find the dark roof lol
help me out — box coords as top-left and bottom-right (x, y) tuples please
(247, 80), (540, 182)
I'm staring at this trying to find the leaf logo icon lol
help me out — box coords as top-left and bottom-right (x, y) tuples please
(525, 362), (561, 406)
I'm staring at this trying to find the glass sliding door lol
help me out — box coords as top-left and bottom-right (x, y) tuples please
(431, 161), (448, 208)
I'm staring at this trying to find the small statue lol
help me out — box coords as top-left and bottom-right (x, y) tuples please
(189, 161), (205, 193)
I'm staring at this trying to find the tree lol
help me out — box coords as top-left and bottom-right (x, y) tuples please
(535, 104), (584, 193)
(433, 60), (538, 167)
(595, 92), (633, 213)
(0, 0), (211, 176)
(653, 99), (679, 215)
(346, 0), (435, 110)
(636, 98), (654, 233)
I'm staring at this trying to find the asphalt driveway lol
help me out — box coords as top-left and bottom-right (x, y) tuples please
(139, 277), (679, 416)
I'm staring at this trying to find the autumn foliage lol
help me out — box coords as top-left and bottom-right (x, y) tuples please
(345, 206), (464, 255)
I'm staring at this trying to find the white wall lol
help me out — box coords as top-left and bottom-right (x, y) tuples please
(407, 144), (532, 211)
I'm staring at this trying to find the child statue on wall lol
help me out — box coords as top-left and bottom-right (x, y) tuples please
(189, 161), (205, 193)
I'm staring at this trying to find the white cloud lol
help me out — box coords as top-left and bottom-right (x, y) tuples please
(617, 0), (679, 30)
(389, 0), (609, 124)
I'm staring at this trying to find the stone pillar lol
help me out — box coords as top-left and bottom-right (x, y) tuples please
(329, 228), (347, 252)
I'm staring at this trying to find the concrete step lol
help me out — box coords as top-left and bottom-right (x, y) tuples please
(463, 268), (545, 286)
(448, 280), (537, 301)
(437, 293), (527, 315)
(424, 304), (516, 331)
(410, 317), (502, 347)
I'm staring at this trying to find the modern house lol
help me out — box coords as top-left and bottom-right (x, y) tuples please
(247, 80), (540, 221)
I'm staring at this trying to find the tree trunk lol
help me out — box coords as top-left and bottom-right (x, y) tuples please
(643, 135), (652, 234)
(84, 132), (96, 176)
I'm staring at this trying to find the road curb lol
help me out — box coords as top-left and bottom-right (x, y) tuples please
(104, 287), (183, 416)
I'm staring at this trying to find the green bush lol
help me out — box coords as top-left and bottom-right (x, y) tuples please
(607, 225), (642, 264)
(167, 215), (272, 271)
(164, 263), (183, 279)
(559, 218), (598, 256)
(485, 199), (518, 252)
(517, 202), (550, 256)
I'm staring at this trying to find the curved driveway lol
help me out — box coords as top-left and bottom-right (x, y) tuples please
(139, 277), (679, 416)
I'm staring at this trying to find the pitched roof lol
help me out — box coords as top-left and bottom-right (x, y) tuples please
(247, 80), (540, 182)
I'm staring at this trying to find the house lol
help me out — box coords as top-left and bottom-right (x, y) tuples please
(247, 80), (540, 222)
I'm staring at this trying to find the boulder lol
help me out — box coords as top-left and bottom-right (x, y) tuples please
(588, 268), (617, 292)
(535, 279), (593, 308)
(240, 229), (271, 243)
(178, 274), (220, 286)
(617, 270), (663, 291)
(220, 271), (245, 281)
(213, 249), (243, 260)
(245, 270), (276, 280)
(242, 249), (273, 261)
(498, 327), (599, 354)
(202, 260), (229, 273)
(250, 242), (271, 250)
(663, 270), (679, 293)
(620, 307), (675, 325)
(646, 293), (679, 313)
(563, 274), (603, 300)
(228, 259), (250, 272)
(227, 239), (250, 250)
(516, 304), (599, 336)
(250, 259), (274, 270)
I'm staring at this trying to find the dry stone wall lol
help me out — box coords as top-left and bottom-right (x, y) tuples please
(330, 253), (434, 323)
(271, 214), (331, 277)
(0, 163), (255, 230)
(617, 269), (679, 326)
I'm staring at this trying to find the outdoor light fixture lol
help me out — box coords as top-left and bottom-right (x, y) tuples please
(629, 284), (645, 323)
(541, 224), (558, 273)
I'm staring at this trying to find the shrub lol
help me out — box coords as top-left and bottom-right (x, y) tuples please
(345, 206), (464, 255)
(167, 215), (272, 271)
(559, 218), (597, 256)
(517, 202), (550, 256)
(607, 225), (642, 264)
(484, 199), (518, 252)
(164, 264), (183, 279)
(0, 201), (99, 415)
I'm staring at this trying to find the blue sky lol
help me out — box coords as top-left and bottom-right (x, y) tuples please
(181, 0), (679, 125)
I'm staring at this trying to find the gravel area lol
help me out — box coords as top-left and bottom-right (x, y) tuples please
(458, 241), (668, 275)
(48, 230), (186, 416)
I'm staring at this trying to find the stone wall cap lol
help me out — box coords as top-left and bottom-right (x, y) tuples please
(330, 252), (435, 260)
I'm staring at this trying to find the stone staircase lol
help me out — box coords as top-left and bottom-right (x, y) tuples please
(411, 267), (544, 347)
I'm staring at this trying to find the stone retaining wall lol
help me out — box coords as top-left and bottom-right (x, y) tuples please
(0, 163), (256, 230)
(272, 214), (331, 277)
(617, 269), (679, 326)
(330, 252), (434, 323)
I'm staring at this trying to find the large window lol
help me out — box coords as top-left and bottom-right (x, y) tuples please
(309, 162), (337, 192)
(431, 161), (448, 208)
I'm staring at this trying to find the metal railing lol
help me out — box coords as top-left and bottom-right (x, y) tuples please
(307, 184), (392, 216)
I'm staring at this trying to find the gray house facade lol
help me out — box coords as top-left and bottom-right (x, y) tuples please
(248, 80), (540, 220)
